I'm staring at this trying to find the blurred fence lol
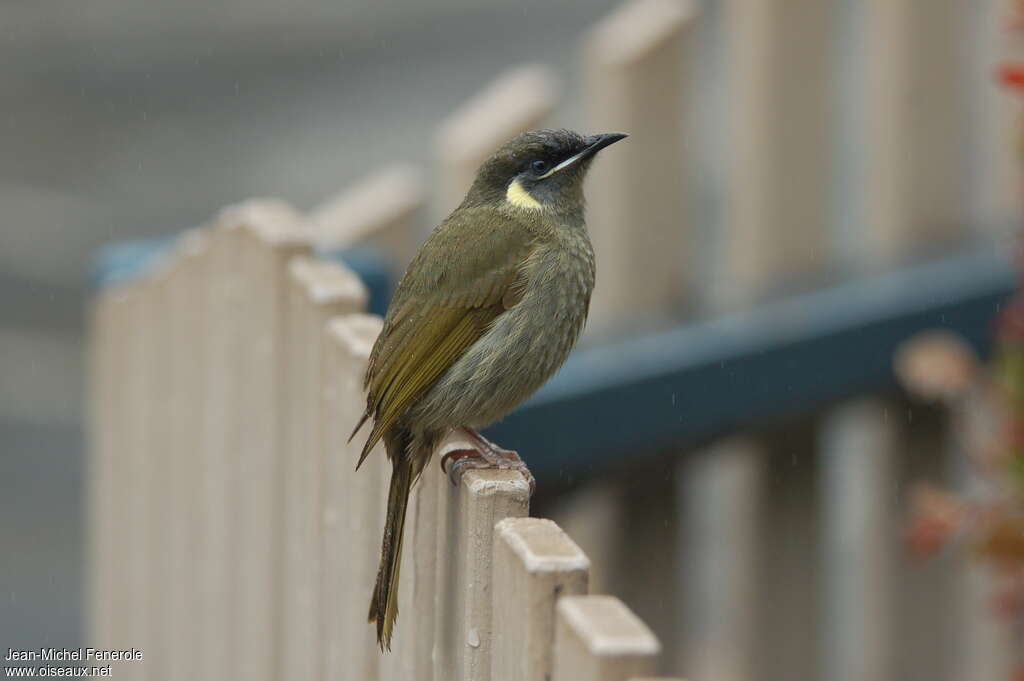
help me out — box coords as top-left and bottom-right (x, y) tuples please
(88, 0), (1020, 680)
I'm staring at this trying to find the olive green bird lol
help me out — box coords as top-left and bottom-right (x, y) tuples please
(350, 128), (626, 650)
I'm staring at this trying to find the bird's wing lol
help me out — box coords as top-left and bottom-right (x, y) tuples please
(354, 207), (533, 467)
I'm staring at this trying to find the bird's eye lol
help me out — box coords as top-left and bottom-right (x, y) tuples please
(531, 159), (550, 175)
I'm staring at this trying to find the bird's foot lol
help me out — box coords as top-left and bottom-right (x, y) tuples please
(439, 428), (535, 496)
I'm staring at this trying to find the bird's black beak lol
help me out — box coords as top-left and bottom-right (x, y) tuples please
(582, 132), (628, 159)
(537, 132), (628, 179)
(569, 132), (628, 167)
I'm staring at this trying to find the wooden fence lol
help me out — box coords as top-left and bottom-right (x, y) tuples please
(87, 0), (1020, 680)
(87, 203), (674, 681)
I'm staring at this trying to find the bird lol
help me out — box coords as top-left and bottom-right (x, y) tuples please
(350, 128), (627, 651)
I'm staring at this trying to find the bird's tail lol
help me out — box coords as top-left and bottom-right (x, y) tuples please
(368, 450), (414, 652)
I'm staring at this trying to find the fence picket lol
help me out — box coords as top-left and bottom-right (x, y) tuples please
(147, 258), (175, 681)
(123, 276), (159, 681)
(864, 0), (970, 261)
(433, 434), (531, 681)
(718, 0), (835, 308)
(491, 517), (590, 681)
(230, 203), (310, 681)
(85, 292), (112, 650)
(679, 437), (763, 681)
(198, 221), (246, 681)
(971, 0), (1021, 236)
(165, 231), (209, 681)
(584, 0), (696, 333)
(820, 401), (897, 681)
(551, 595), (660, 681)
(322, 314), (385, 681)
(87, 286), (131, 677)
(281, 258), (368, 681)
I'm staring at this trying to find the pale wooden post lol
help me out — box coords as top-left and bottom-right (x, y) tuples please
(583, 0), (696, 333)
(146, 261), (176, 681)
(490, 517), (590, 681)
(163, 231), (208, 681)
(86, 290), (116, 647)
(321, 314), (385, 681)
(717, 0), (835, 308)
(101, 284), (142, 680)
(409, 462), (445, 681)
(544, 478), (625, 596)
(433, 433), (532, 681)
(819, 401), (897, 681)
(309, 164), (426, 270)
(278, 260), (310, 674)
(228, 201), (310, 681)
(678, 437), (763, 681)
(198, 220), (248, 680)
(436, 65), (558, 215)
(551, 595), (661, 681)
(280, 257), (367, 681)
(102, 269), (164, 681)
(126, 274), (161, 681)
(863, 0), (970, 262)
(86, 287), (130, 660)
(969, 0), (1021, 237)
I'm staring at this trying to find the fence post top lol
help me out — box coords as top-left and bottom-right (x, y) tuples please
(557, 595), (661, 657)
(460, 468), (531, 498)
(308, 163), (425, 249)
(435, 64), (558, 164)
(495, 517), (590, 574)
(288, 256), (369, 307)
(326, 314), (383, 360)
(214, 198), (307, 246)
(586, 0), (697, 67)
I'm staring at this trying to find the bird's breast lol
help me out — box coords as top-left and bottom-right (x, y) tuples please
(411, 235), (595, 430)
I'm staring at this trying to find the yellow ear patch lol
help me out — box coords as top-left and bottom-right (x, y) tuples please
(505, 178), (544, 211)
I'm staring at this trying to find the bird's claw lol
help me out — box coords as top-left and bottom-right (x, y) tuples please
(440, 443), (536, 497)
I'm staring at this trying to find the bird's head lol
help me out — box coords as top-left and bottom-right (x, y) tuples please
(467, 129), (627, 215)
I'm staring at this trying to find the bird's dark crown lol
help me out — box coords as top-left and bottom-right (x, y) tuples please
(464, 129), (625, 213)
(485, 129), (589, 180)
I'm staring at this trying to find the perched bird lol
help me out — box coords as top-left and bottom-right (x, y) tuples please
(350, 128), (627, 650)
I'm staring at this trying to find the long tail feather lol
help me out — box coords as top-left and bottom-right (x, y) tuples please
(348, 408), (371, 444)
(368, 452), (414, 651)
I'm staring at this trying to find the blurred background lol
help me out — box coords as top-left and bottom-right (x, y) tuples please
(3, 0), (1023, 679)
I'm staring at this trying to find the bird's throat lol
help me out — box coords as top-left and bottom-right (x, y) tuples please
(505, 178), (544, 211)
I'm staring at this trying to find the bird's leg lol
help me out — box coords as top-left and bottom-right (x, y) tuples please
(439, 428), (535, 496)
(462, 428), (519, 463)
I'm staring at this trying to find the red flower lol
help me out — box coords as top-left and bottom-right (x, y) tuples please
(1000, 64), (1024, 92)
